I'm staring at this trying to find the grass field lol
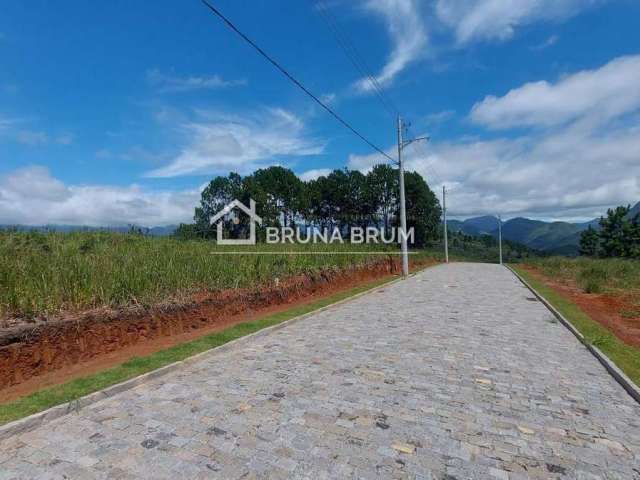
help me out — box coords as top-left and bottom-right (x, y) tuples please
(0, 231), (439, 319)
(524, 256), (640, 295)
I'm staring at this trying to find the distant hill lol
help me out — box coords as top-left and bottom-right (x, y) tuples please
(0, 224), (178, 236)
(626, 201), (640, 221)
(446, 215), (594, 255)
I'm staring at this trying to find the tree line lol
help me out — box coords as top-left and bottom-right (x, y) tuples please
(176, 165), (442, 247)
(579, 205), (640, 258)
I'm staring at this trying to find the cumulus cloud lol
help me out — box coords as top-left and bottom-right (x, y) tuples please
(435, 0), (601, 45)
(146, 69), (246, 93)
(146, 108), (324, 178)
(349, 54), (640, 221)
(354, 0), (427, 93)
(0, 166), (200, 226)
(299, 168), (333, 181)
(471, 55), (640, 129)
(349, 125), (640, 220)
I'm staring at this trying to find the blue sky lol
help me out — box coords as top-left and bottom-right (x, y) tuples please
(1, 0), (639, 225)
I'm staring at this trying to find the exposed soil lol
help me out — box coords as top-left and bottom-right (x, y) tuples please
(520, 265), (640, 348)
(0, 258), (436, 402)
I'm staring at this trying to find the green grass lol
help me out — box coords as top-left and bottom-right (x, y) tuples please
(513, 266), (640, 387)
(0, 275), (399, 426)
(0, 231), (437, 319)
(525, 256), (640, 296)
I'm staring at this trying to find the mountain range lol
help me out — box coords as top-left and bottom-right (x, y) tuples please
(447, 201), (639, 255)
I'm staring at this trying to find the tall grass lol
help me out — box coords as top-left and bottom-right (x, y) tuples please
(0, 231), (432, 319)
(527, 256), (640, 296)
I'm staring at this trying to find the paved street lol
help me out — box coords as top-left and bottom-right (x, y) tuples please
(1, 263), (639, 479)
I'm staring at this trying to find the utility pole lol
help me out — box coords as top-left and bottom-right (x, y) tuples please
(396, 116), (429, 277)
(398, 115), (429, 277)
(397, 116), (409, 277)
(443, 186), (448, 263)
(498, 214), (503, 265)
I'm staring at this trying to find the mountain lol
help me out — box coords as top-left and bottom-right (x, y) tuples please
(626, 201), (640, 221)
(499, 218), (588, 253)
(460, 216), (499, 236)
(446, 216), (498, 236)
(446, 215), (593, 255)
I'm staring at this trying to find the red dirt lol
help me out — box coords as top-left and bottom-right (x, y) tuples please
(0, 258), (436, 402)
(520, 265), (640, 348)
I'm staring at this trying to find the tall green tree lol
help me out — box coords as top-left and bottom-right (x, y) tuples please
(599, 206), (631, 257)
(579, 226), (599, 257)
(366, 164), (397, 235)
(193, 173), (244, 238)
(403, 172), (442, 247)
(250, 166), (304, 227)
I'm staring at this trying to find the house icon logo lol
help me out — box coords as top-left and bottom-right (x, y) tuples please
(210, 199), (263, 245)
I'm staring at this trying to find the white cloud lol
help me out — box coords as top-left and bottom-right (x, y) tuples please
(354, 0), (427, 93)
(16, 130), (48, 145)
(435, 0), (601, 45)
(299, 168), (333, 181)
(531, 34), (559, 51)
(0, 166), (200, 226)
(350, 53), (640, 223)
(146, 108), (324, 178)
(425, 109), (455, 124)
(349, 124), (640, 220)
(471, 55), (640, 129)
(146, 69), (246, 93)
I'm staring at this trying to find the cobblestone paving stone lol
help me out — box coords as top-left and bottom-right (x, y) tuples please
(1, 263), (639, 479)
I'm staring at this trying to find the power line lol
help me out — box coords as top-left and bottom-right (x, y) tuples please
(200, 0), (395, 163)
(311, 0), (400, 119)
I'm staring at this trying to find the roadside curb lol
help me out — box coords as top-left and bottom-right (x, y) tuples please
(0, 265), (432, 441)
(506, 265), (640, 405)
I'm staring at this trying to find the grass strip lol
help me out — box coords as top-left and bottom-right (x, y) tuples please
(513, 266), (640, 387)
(0, 275), (397, 426)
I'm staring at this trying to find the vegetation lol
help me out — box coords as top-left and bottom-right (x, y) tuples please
(514, 267), (640, 388)
(579, 204), (640, 258)
(444, 231), (540, 263)
(0, 231), (435, 319)
(0, 275), (398, 425)
(526, 256), (640, 296)
(177, 165), (442, 247)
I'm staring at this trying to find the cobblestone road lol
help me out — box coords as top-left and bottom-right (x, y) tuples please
(1, 263), (639, 479)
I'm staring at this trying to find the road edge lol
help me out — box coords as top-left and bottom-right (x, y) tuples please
(0, 265), (433, 441)
(506, 265), (640, 405)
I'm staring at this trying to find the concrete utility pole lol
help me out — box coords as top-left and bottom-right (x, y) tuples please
(443, 186), (448, 263)
(397, 116), (409, 277)
(498, 214), (503, 265)
(396, 116), (430, 277)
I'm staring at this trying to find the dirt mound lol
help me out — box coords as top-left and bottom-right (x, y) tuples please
(0, 258), (433, 395)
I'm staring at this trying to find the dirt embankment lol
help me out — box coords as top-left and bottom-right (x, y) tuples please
(520, 265), (640, 348)
(0, 258), (435, 399)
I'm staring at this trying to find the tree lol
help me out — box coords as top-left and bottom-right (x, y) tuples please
(403, 172), (442, 247)
(250, 166), (303, 227)
(186, 165), (443, 247)
(598, 206), (631, 257)
(579, 226), (599, 257)
(366, 164), (397, 236)
(193, 173), (244, 238)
